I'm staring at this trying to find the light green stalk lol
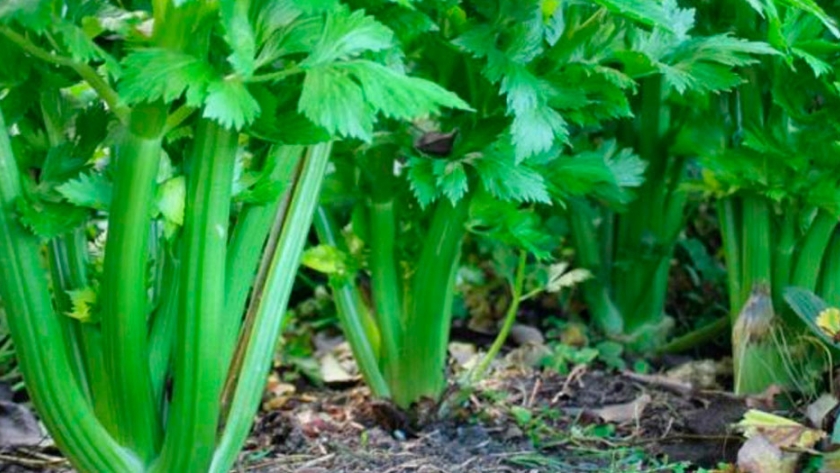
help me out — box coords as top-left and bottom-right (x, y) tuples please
(147, 238), (180, 408)
(367, 152), (405, 391)
(792, 209), (837, 291)
(314, 206), (389, 398)
(397, 197), (470, 407)
(210, 143), (333, 473)
(0, 109), (142, 472)
(222, 146), (305, 379)
(49, 231), (118, 434)
(568, 199), (623, 335)
(718, 199), (742, 316)
(819, 230), (840, 306)
(369, 198), (404, 390)
(472, 250), (527, 381)
(100, 108), (166, 461)
(98, 1), (214, 461)
(153, 119), (238, 473)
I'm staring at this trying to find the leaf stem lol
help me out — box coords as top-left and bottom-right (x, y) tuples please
(471, 250), (527, 382)
(0, 108), (141, 472)
(100, 114), (165, 463)
(152, 120), (239, 473)
(221, 146), (305, 381)
(0, 27), (126, 121)
(398, 196), (470, 407)
(314, 206), (389, 398)
(164, 105), (197, 135)
(210, 143), (333, 473)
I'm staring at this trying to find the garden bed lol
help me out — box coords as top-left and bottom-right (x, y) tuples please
(1, 359), (753, 472)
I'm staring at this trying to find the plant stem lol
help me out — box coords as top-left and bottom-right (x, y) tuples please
(100, 106), (166, 463)
(246, 66), (303, 83)
(48, 235), (91, 405)
(65, 229), (120, 438)
(49, 230), (122, 438)
(655, 316), (729, 354)
(718, 198), (743, 315)
(733, 195), (776, 395)
(222, 145), (304, 378)
(0, 109), (141, 472)
(472, 250), (527, 381)
(819, 230), (840, 306)
(210, 143), (333, 473)
(740, 194), (772, 304)
(314, 206), (389, 398)
(772, 212), (796, 311)
(164, 105), (197, 135)
(614, 75), (664, 288)
(369, 198), (404, 390)
(0, 27), (126, 120)
(365, 151), (405, 391)
(568, 199), (623, 335)
(792, 209), (836, 291)
(152, 120), (238, 473)
(397, 197), (470, 407)
(147, 238), (180, 408)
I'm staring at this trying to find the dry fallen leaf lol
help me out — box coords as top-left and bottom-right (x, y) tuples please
(737, 409), (825, 449)
(745, 384), (783, 411)
(664, 359), (724, 390)
(320, 353), (358, 384)
(262, 373), (296, 411)
(592, 394), (652, 423)
(504, 343), (552, 370)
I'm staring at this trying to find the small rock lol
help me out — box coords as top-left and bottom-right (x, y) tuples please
(448, 342), (478, 369)
(505, 344), (552, 369)
(806, 393), (838, 428)
(509, 324), (544, 346)
(0, 400), (45, 448)
(737, 434), (799, 473)
(502, 425), (523, 440)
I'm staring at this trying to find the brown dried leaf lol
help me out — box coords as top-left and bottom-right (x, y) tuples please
(592, 394), (651, 423)
(737, 409), (825, 449)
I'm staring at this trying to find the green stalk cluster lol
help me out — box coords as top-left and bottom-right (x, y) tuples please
(315, 153), (471, 409)
(568, 75), (687, 349)
(0, 3), (337, 471)
(0, 113), (335, 472)
(718, 6), (839, 392)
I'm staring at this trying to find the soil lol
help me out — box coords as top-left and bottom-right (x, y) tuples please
(0, 362), (750, 473)
(225, 366), (749, 472)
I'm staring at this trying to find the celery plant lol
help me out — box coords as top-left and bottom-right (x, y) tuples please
(557, 0), (777, 349)
(696, 1), (840, 394)
(0, 1), (467, 471)
(304, 0), (669, 407)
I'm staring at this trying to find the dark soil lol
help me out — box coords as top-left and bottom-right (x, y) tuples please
(0, 365), (750, 473)
(231, 366), (748, 472)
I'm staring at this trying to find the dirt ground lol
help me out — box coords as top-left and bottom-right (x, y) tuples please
(0, 350), (747, 473)
(233, 367), (747, 472)
(0, 360), (753, 473)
